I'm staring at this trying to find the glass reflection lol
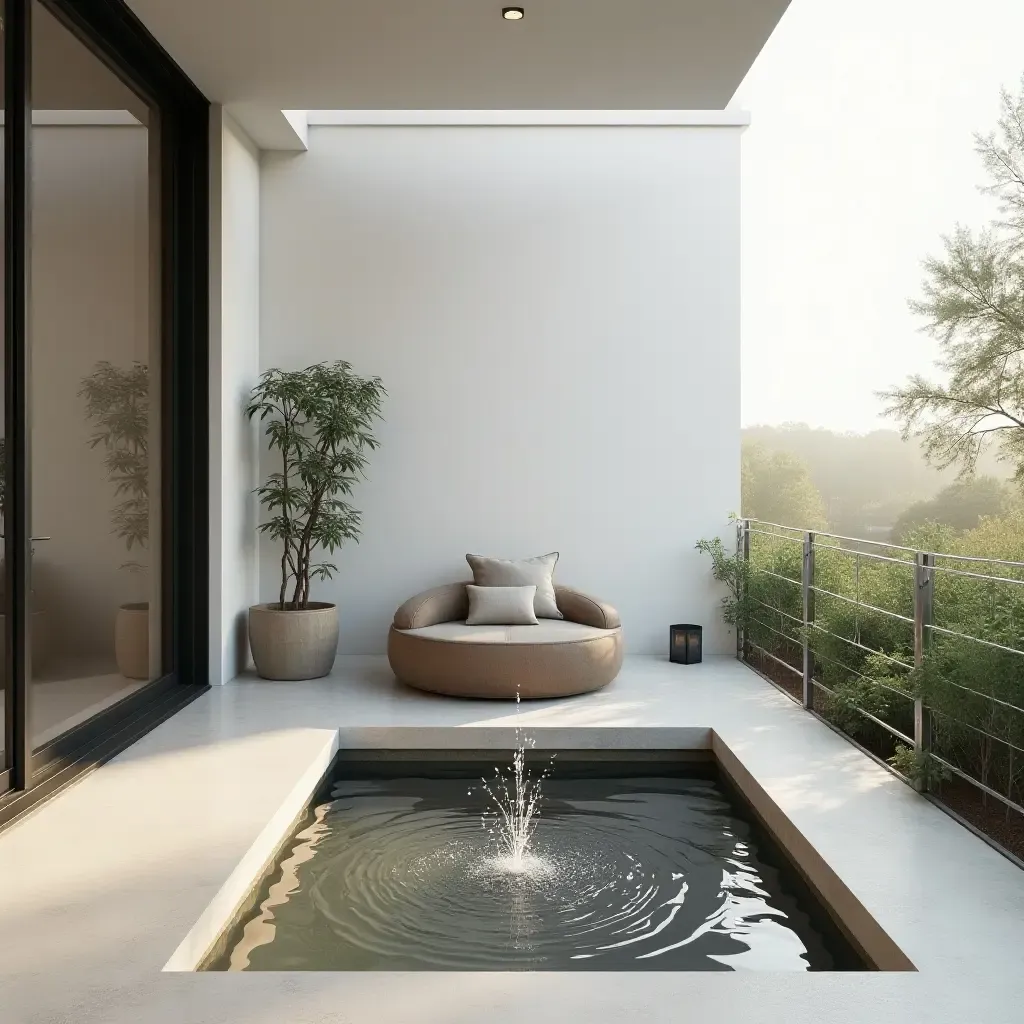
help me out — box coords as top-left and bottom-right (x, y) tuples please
(26, 1), (161, 752)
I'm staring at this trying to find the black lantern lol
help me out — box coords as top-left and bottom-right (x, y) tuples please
(670, 623), (702, 664)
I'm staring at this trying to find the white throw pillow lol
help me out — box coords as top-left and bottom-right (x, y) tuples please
(465, 551), (563, 619)
(465, 584), (539, 625)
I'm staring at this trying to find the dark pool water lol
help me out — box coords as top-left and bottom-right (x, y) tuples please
(207, 759), (863, 971)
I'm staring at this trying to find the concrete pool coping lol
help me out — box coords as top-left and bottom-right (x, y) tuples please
(1, 655), (1022, 1023)
(167, 727), (913, 974)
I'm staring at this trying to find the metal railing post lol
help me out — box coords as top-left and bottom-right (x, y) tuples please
(737, 519), (750, 663)
(913, 551), (935, 791)
(735, 519), (743, 661)
(802, 531), (815, 710)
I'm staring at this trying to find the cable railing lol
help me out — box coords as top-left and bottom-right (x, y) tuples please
(736, 518), (1024, 863)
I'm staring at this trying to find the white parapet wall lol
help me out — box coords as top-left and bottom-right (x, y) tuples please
(258, 111), (744, 655)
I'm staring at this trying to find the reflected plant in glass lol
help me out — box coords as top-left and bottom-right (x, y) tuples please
(80, 360), (151, 679)
(80, 360), (150, 564)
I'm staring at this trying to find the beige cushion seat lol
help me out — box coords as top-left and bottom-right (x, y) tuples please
(387, 582), (623, 699)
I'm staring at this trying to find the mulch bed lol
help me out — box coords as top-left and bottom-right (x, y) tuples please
(932, 777), (1024, 863)
(745, 646), (804, 703)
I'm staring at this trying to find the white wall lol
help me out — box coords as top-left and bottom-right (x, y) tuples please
(259, 121), (742, 655)
(209, 109), (261, 684)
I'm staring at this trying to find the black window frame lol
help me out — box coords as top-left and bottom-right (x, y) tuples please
(0, 0), (210, 830)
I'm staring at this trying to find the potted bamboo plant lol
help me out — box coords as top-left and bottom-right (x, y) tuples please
(246, 360), (386, 680)
(80, 360), (150, 680)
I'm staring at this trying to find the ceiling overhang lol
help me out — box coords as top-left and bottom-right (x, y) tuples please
(126, 0), (790, 111)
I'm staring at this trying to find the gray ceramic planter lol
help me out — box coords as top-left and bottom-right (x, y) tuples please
(249, 602), (339, 680)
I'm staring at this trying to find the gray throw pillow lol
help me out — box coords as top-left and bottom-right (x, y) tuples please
(465, 551), (563, 620)
(465, 584), (539, 626)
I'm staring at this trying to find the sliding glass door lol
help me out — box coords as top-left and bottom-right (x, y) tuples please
(28, 0), (164, 751)
(0, 0), (208, 826)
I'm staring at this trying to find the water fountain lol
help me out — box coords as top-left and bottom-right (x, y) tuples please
(478, 693), (553, 876)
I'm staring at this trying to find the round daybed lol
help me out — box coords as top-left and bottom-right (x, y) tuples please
(387, 582), (623, 699)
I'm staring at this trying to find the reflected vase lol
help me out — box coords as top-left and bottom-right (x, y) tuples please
(114, 602), (149, 680)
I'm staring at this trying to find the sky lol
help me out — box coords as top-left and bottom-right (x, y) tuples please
(731, 0), (1024, 433)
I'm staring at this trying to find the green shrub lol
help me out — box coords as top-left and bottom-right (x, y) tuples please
(889, 744), (951, 788)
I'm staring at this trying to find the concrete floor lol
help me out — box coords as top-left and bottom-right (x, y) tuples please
(0, 655), (1022, 1023)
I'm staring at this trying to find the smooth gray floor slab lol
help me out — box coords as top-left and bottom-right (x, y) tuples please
(0, 655), (1022, 1023)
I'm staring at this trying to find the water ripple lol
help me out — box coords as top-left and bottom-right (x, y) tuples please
(220, 775), (838, 971)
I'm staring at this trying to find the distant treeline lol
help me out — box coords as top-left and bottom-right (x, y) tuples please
(741, 424), (1016, 541)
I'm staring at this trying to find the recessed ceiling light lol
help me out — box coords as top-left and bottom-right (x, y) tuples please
(502, 7), (524, 20)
